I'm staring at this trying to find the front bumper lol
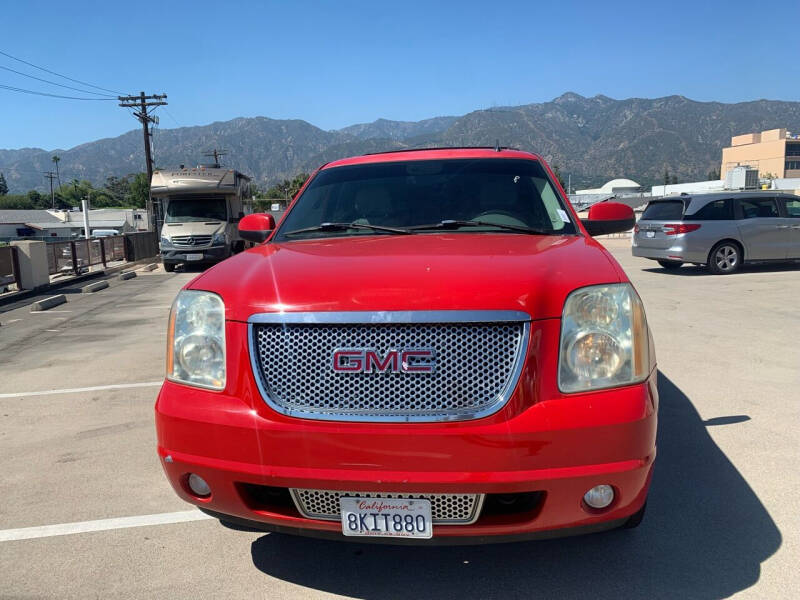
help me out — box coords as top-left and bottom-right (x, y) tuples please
(161, 245), (227, 264)
(155, 319), (658, 542)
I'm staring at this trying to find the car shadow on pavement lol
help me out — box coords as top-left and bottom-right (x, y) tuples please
(249, 372), (781, 599)
(643, 263), (800, 276)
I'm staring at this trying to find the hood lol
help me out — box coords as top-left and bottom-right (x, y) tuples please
(162, 221), (225, 237)
(190, 234), (625, 322)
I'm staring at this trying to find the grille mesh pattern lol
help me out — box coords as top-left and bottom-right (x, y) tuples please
(291, 489), (482, 524)
(171, 234), (212, 247)
(252, 322), (525, 420)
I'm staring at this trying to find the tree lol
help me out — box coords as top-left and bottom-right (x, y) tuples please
(671, 175), (678, 185)
(128, 173), (149, 208)
(51, 155), (62, 188)
(259, 173), (310, 200)
(707, 168), (720, 181)
(551, 165), (566, 190)
(663, 168), (670, 186)
(0, 172), (7, 196)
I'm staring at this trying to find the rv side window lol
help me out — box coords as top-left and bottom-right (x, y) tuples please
(641, 200), (684, 220)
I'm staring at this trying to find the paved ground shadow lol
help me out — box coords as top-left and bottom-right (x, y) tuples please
(642, 262), (800, 277)
(249, 372), (781, 599)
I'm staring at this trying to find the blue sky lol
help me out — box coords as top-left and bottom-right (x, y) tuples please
(1, 0), (797, 150)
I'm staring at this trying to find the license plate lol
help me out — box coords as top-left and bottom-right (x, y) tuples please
(340, 497), (432, 539)
(185, 253), (203, 261)
(645, 230), (655, 238)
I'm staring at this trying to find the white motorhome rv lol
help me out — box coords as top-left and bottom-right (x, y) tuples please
(151, 167), (252, 271)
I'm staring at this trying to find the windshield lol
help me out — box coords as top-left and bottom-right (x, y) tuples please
(165, 197), (227, 223)
(274, 158), (576, 240)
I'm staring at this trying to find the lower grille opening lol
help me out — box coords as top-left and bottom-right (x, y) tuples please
(236, 484), (545, 525)
(481, 492), (546, 519)
(290, 488), (483, 524)
(237, 484), (299, 516)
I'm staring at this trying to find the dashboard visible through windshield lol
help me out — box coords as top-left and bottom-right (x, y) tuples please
(275, 158), (576, 240)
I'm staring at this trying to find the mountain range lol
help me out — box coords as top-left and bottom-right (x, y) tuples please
(2, 93), (799, 194)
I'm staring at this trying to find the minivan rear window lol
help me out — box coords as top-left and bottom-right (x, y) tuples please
(641, 200), (685, 220)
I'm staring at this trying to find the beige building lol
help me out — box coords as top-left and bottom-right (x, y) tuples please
(721, 128), (800, 179)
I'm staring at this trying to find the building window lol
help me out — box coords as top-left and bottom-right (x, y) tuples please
(786, 144), (800, 157)
(786, 161), (800, 170)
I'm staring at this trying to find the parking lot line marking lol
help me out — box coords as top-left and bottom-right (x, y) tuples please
(0, 381), (162, 398)
(117, 305), (172, 309)
(0, 510), (214, 542)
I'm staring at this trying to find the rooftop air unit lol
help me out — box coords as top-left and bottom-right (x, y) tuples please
(725, 166), (759, 190)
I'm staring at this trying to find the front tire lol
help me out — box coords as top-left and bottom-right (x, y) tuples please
(707, 242), (741, 275)
(657, 259), (683, 270)
(163, 262), (176, 273)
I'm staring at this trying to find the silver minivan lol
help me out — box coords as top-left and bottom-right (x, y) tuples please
(632, 192), (800, 274)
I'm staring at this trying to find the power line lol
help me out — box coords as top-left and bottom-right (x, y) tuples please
(0, 83), (115, 101)
(0, 64), (116, 97)
(0, 49), (125, 95)
(162, 107), (181, 128)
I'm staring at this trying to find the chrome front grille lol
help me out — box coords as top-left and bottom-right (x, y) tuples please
(171, 234), (212, 247)
(290, 489), (484, 524)
(249, 311), (529, 422)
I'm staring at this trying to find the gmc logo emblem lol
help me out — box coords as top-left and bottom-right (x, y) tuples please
(332, 348), (436, 374)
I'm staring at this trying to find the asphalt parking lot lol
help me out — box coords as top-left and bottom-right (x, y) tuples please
(1, 242), (798, 600)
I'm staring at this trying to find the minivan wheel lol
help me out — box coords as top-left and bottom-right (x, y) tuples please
(708, 242), (741, 275)
(657, 259), (683, 270)
(163, 262), (176, 273)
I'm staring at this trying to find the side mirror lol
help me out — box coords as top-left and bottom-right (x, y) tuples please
(239, 213), (275, 243)
(581, 202), (635, 236)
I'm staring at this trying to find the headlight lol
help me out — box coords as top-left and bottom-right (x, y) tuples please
(558, 283), (650, 393)
(160, 235), (172, 248)
(211, 231), (226, 245)
(166, 290), (225, 390)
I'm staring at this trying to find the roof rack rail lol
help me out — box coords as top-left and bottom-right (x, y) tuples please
(363, 145), (522, 156)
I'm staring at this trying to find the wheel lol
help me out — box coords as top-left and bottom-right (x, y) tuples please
(657, 259), (683, 270)
(707, 242), (741, 275)
(163, 262), (176, 273)
(622, 501), (647, 529)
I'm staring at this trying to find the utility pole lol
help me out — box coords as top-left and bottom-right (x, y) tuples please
(118, 91), (167, 231)
(43, 171), (57, 209)
(203, 149), (227, 168)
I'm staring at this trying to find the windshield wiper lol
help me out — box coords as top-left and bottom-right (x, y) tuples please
(284, 222), (412, 236)
(408, 220), (552, 235)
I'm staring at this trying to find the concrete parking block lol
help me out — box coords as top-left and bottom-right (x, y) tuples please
(118, 271), (137, 281)
(30, 294), (67, 311)
(140, 263), (158, 272)
(81, 281), (109, 293)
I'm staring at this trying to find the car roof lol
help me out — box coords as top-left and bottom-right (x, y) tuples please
(651, 190), (796, 204)
(322, 147), (542, 169)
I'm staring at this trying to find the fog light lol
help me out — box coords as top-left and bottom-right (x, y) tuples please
(187, 473), (211, 497)
(583, 484), (614, 509)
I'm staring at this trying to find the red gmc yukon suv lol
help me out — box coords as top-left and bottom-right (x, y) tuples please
(155, 148), (657, 543)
